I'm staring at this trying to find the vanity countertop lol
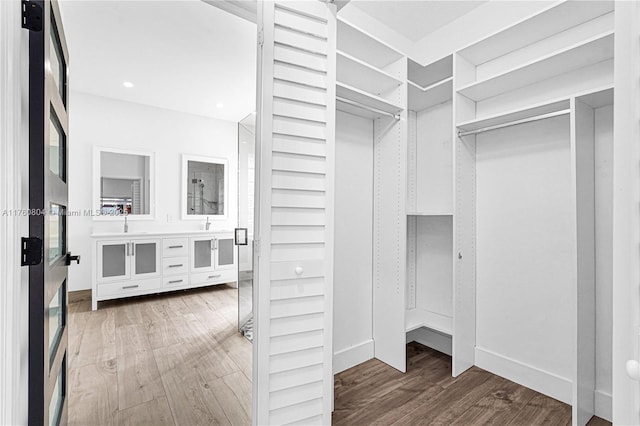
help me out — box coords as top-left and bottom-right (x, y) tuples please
(91, 229), (234, 238)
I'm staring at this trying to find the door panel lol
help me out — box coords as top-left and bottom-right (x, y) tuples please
(254, 2), (336, 424)
(28, 0), (71, 424)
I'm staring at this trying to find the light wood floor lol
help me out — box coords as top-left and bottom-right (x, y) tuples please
(334, 342), (612, 426)
(68, 285), (252, 426)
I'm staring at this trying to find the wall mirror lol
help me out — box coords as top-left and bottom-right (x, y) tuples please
(94, 147), (155, 219)
(182, 154), (228, 220)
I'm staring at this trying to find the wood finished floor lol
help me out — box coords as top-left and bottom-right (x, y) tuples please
(68, 285), (252, 426)
(333, 342), (612, 426)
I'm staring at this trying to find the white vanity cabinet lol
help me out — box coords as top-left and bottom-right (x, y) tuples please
(91, 231), (237, 310)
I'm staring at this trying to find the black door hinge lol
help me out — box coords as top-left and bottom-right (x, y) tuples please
(21, 237), (43, 266)
(22, 1), (43, 32)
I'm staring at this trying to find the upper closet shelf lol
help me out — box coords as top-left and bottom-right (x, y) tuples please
(457, 0), (614, 66)
(337, 50), (403, 97)
(408, 77), (453, 111)
(337, 82), (403, 116)
(408, 55), (452, 88)
(406, 308), (452, 335)
(457, 31), (614, 102)
(337, 18), (404, 70)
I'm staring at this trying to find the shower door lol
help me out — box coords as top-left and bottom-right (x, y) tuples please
(237, 113), (255, 340)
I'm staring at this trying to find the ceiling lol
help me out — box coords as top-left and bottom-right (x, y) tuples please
(59, 0), (257, 122)
(346, 0), (488, 42)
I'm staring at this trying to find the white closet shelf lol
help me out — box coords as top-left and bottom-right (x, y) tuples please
(406, 211), (453, 217)
(337, 18), (403, 70)
(408, 77), (453, 112)
(457, 99), (570, 133)
(337, 82), (403, 116)
(457, 31), (614, 102)
(408, 55), (452, 89)
(406, 308), (452, 335)
(457, 1), (614, 66)
(337, 50), (403, 97)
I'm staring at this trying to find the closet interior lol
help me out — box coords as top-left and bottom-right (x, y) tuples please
(333, 1), (614, 424)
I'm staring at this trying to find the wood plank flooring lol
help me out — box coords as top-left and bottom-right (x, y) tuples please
(68, 285), (252, 426)
(333, 342), (612, 426)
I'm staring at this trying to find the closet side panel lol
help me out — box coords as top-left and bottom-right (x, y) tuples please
(474, 116), (574, 403)
(254, 2), (337, 424)
(612, 5), (640, 424)
(373, 113), (407, 372)
(594, 105), (613, 421)
(572, 99), (596, 425)
(333, 111), (374, 373)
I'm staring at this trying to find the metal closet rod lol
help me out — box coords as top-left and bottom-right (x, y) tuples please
(336, 96), (401, 121)
(457, 109), (571, 138)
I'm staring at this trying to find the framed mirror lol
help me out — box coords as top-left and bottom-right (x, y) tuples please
(93, 147), (155, 219)
(181, 154), (228, 220)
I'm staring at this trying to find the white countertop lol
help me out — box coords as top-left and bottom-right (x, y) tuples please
(91, 229), (234, 238)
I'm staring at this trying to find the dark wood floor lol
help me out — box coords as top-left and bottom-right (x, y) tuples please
(333, 342), (611, 426)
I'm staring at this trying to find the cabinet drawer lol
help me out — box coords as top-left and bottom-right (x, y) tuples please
(162, 238), (188, 258)
(163, 275), (189, 288)
(162, 256), (189, 275)
(97, 278), (162, 298)
(190, 269), (237, 286)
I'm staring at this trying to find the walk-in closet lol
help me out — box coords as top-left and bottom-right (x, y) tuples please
(333, 1), (617, 424)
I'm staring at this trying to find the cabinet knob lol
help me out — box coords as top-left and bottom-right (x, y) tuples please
(294, 266), (304, 276)
(626, 360), (640, 381)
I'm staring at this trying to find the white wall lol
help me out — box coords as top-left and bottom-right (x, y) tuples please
(475, 115), (574, 401)
(68, 91), (238, 291)
(333, 111), (374, 373)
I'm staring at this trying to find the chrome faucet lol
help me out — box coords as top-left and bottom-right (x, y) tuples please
(205, 216), (211, 231)
(124, 213), (129, 233)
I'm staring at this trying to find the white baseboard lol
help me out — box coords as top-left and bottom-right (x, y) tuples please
(594, 390), (612, 422)
(406, 327), (452, 356)
(474, 347), (572, 405)
(333, 339), (374, 374)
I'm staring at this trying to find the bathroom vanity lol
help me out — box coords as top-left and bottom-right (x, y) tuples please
(91, 230), (237, 310)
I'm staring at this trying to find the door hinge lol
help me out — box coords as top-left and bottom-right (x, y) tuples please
(21, 237), (43, 266)
(257, 30), (264, 47)
(21, 1), (43, 32)
(254, 239), (260, 257)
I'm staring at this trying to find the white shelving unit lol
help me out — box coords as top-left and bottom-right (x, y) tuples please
(457, 31), (614, 101)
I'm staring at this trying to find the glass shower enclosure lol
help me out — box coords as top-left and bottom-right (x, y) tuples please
(237, 113), (255, 341)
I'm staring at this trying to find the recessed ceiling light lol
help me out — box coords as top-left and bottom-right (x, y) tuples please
(123, 81), (134, 88)
(216, 103), (224, 108)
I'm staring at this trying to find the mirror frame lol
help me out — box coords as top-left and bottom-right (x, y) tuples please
(181, 154), (229, 221)
(92, 146), (156, 221)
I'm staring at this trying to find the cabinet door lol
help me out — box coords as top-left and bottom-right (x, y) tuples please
(131, 239), (162, 279)
(97, 241), (131, 283)
(190, 237), (215, 273)
(215, 236), (236, 271)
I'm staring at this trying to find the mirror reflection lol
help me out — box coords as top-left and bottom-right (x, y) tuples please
(186, 160), (225, 215)
(100, 151), (151, 215)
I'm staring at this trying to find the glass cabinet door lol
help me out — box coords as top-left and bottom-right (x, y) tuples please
(215, 237), (235, 270)
(97, 241), (130, 283)
(131, 239), (161, 278)
(191, 237), (215, 272)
